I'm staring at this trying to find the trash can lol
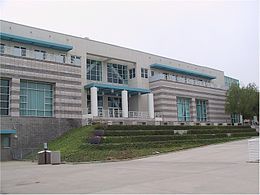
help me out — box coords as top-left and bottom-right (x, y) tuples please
(51, 151), (61, 165)
(38, 150), (51, 165)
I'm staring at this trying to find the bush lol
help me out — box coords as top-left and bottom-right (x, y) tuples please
(102, 125), (251, 131)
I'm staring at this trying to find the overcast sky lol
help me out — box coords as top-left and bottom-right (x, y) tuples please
(1, 0), (259, 86)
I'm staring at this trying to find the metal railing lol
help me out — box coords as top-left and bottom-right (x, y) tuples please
(149, 74), (228, 90)
(128, 111), (149, 118)
(82, 108), (152, 119)
(1, 45), (81, 65)
(98, 109), (123, 118)
(155, 112), (163, 118)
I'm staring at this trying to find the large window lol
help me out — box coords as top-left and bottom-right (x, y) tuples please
(86, 59), (102, 81)
(129, 68), (136, 79)
(141, 68), (148, 78)
(177, 97), (190, 121)
(0, 79), (10, 116)
(20, 80), (53, 117)
(196, 99), (207, 121)
(107, 63), (128, 84)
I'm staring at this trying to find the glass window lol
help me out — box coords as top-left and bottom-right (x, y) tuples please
(0, 79), (10, 116)
(71, 55), (81, 65)
(196, 99), (207, 121)
(108, 97), (122, 108)
(107, 63), (128, 84)
(1, 134), (11, 148)
(129, 68), (136, 79)
(20, 80), (53, 117)
(231, 113), (240, 123)
(177, 97), (190, 121)
(86, 59), (102, 81)
(0, 44), (5, 54)
(141, 68), (148, 78)
(151, 71), (154, 77)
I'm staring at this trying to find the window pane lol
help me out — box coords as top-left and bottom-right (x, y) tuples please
(1, 109), (8, 115)
(45, 98), (52, 104)
(0, 102), (8, 108)
(0, 94), (8, 101)
(20, 103), (27, 109)
(37, 91), (45, 110)
(0, 87), (9, 94)
(45, 104), (52, 111)
(28, 82), (37, 89)
(28, 90), (37, 109)
(37, 111), (44, 116)
(20, 110), (27, 116)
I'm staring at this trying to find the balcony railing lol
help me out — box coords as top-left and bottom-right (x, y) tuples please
(149, 74), (227, 90)
(0, 45), (81, 65)
(82, 108), (151, 119)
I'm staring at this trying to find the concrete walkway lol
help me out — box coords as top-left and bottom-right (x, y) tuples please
(1, 139), (259, 194)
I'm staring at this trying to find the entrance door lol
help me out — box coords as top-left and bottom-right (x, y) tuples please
(108, 97), (122, 118)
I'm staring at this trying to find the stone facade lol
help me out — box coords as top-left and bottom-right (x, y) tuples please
(150, 79), (230, 123)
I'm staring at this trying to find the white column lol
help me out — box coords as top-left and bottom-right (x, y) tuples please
(122, 90), (128, 118)
(91, 87), (98, 117)
(148, 93), (154, 119)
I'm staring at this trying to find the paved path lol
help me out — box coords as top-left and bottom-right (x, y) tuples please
(1, 139), (259, 194)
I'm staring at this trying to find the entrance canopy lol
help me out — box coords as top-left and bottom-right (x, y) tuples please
(85, 83), (151, 95)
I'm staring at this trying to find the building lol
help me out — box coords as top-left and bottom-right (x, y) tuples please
(0, 20), (239, 160)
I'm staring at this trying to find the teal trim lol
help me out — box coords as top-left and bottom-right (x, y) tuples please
(0, 130), (16, 134)
(150, 63), (216, 80)
(0, 33), (73, 51)
(85, 83), (151, 94)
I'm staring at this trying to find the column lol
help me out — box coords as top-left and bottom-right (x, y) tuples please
(91, 87), (98, 117)
(148, 93), (154, 119)
(121, 90), (128, 118)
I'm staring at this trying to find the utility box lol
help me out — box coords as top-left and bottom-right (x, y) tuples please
(248, 138), (259, 162)
(38, 150), (51, 165)
(51, 151), (61, 165)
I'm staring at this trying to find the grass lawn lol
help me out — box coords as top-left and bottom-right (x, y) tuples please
(48, 125), (254, 162)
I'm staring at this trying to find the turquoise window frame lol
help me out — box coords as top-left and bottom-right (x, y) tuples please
(177, 97), (191, 121)
(196, 99), (207, 121)
(20, 80), (53, 117)
(0, 79), (10, 116)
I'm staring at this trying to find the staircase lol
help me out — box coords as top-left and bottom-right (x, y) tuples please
(90, 125), (258, 150)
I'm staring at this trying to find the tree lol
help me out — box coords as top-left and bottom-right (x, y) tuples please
(225, 83), (259, 120)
